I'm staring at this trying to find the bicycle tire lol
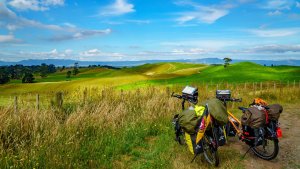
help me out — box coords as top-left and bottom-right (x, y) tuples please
(203, 132), (220, 166)
(177, 130), (185, 145)
(251, 138), (279, 160)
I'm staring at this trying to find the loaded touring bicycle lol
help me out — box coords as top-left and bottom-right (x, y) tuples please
(172, 86), (283, 167)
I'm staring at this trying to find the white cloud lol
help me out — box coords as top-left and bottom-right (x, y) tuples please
(0, 3), (112, 42)
(0, 34), (20, 43)
(250, 44), (300, 53)
(0, 2), (63, 31)
(262, 0), (293, 10)
(268, 10), (282, 16)
(8, 0), (64, 11)
(63, 22), (77, 28)
(175, 1), (231, 24)
(171, 48), (207, 55)
(48, 29), (112, 41)
(247, 28), (300, 37)
(99, 0), (135, 16)
(19, 48), (73, 59)
(79, 49), (124, 60)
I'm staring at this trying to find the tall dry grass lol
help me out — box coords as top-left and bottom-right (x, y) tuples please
(0, 83), (299, 168)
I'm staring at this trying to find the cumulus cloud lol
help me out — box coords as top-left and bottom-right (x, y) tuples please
(247, 28), (300, 37)
(7, 0), (64, 11)
(99, 0), (135, 16)
(18, 48), (74, 59)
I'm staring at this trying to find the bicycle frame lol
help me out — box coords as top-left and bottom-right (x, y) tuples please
(227, 111), (242, 136)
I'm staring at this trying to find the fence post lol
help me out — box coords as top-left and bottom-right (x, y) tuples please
(14, 96), (18, 113)
(294, 80), (296, 88)
(244, 82), (247, 90)
(36, 94), (40, 111)
(274, 82), (276, 90)
(166, 86), (170, 96)
(55, 92), (64, 109)
(83, 88), (87, 105)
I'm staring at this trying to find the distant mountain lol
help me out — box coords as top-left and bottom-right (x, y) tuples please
(0, 58), (299, 67)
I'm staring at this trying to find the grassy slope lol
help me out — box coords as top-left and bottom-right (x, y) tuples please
(0, 63), (206, 95)
(119, 62), (300, 89)
(0, 62), (299, 95)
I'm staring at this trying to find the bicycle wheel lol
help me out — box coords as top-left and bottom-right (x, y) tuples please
(203, 134), (220, 166)
(176, 130), (185, 145)
(251, 138), (279, 160)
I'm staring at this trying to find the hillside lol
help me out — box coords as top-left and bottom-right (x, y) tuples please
(1, 62), (300, 96)
(120, 62), (300, 89)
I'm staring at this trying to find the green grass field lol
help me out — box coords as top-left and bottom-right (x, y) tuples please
(1, 62), (299, 96)
(0, 62), (300, 169)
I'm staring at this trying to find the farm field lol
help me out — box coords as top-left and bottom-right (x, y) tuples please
(0, 62), (300, 169)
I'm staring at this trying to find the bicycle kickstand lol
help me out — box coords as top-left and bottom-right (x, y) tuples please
(242, 147), (252, 159)
(191, 154), (198, 163)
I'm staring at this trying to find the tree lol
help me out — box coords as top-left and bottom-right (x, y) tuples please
(22, 73), (35, 83)
(48, 64), (56, 73)
(223, 57), (232, 68)
(60, 66), (66, 72)
(0, 68), (10, 84)
(72, 62), (79, 75)
(66, 71), (72, 78)
(40, 63), (48, 78)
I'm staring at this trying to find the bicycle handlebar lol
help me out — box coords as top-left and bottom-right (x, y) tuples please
(171, 92), (182, 99)
(230, 98), (242, 102)
(219, 98), (242, 102)
(171, 92), (197, 107)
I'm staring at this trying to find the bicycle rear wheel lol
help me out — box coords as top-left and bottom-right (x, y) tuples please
(251, 138), (279, 160)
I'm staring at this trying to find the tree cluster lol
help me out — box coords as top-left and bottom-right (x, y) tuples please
(0, 63), (57, 84)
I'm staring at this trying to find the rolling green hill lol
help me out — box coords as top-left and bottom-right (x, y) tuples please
(119, 62), (300, 89)
(0, 62), (299, 96)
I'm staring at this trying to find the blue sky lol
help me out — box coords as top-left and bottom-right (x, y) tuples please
(0, 0), (300, 61)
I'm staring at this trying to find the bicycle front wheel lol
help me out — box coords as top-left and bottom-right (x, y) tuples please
(251, 138), (279, 160)
(203, 134), (220, 166)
